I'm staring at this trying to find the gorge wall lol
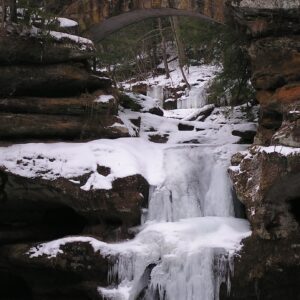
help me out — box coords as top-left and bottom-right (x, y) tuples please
(220, 1), (300, 299)
(0, 26), (130, 143)
(0, 1), (299, 299)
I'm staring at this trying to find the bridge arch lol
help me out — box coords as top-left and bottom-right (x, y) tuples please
(61, 0), (227, 41)
(87, 8), (224, 41)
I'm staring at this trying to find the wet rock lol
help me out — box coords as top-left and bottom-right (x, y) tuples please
(163, 98), (177, 110)
(148, 106), (164, 116)
(148, 133), (169, 143)
(178, 123), (195, 131)
(232, 129), (256, 144)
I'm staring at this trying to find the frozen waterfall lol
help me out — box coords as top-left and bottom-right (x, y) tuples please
(177, 85), (209, 109)
(99, 144), (251, 300)
(147, 146), (234, 222)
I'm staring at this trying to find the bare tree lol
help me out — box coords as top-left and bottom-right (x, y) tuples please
(8, 0), (17, 23)
(170, 16), (190, 89)
(158, 18), (170, 79)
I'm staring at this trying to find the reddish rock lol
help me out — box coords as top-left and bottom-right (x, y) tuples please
(249, 36), (300, 91)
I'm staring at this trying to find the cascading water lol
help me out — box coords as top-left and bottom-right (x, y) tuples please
(99, 144), (250, 300)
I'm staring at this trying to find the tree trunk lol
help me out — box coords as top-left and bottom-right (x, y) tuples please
(158, 18), (170, 79)
(8, 0), (16, 23)
(1, 0), (5, 29)
(170, 16), (190, 89)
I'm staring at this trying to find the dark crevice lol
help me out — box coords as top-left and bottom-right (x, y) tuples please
(0, 271), (33, 300)
(232, 188), (247, 219)
(0, 204), (87, 245)
(289, 198), (300, 225)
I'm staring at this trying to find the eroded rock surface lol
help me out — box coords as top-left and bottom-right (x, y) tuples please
(0, 168), (149, 244)
(229, 147), (300, 239)
(0, 30), (130, 142)
(224, 3), (300, 300)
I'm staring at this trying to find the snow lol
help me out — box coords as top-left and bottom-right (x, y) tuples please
(0, 104), (257, 192)
(122, 63), (220, 110)
(258, 145), (300, 156)
(49, 31), (94, 50)
(0, 139), (165, 190)
(16, 101), (257, 300)
(125, 92), (160, 112)
(28, 217), (251, 300)
(182, 105), (215, 121)
(0, 58), (259, 299)
(29, 218), (250, 258)
(57, 17), (78, 28)
(94, 95), (114, 103)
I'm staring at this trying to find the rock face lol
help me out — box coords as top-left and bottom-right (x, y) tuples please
(230, 3), (300, 147)
(220, 234), (300, 300)
(0, 34), (94, 65)
(0, 29), (130, 142)
(0, 167), (149, 299)
(0, 241), (111, 300)
(221, 3), (300, 300)
(0, 168), (149, 244)
(229, 147), (300, 239)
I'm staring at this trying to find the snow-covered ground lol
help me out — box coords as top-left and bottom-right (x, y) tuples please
(121, 61), (220, 109)
(0, 99), (258, 300)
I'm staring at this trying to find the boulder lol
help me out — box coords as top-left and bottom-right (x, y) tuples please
(0, 169), (149, 241)
(178, 123), (195, 131)
(148, 106), (164, 116)
(232, 129), (256, 144)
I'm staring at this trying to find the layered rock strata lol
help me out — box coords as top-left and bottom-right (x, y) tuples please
(222, 2), (300, 299)
(0, 28), (129, 142)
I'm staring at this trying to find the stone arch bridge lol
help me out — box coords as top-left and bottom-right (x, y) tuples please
(60, 0), (300, 41)
(63, 0), (228, 41)
(61, 0), (300, 147)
